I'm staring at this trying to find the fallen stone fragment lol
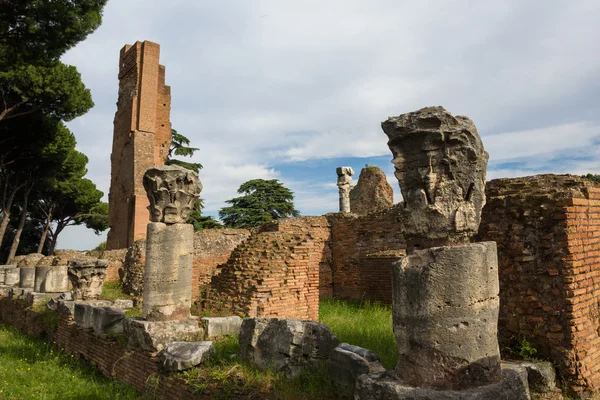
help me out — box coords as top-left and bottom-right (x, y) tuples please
(239, 318), (339, 377)
(112, 299), (134, 309)
(328, 343), (385, 392)
(123, 317), (202, 352)
(201, 316), (242, 338)
(511, 360), (556, 393)
(160, 341), (215, 371)
(92, 306), (125, 335)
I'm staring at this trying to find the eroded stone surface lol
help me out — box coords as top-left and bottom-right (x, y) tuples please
(511, 361), (556, 393)
(17, 253), (44, 268)
(336, 167), (354, 213)
(239, 318), (339, 377)
(355, 363), (530, 400)
(350, 166), (394, 215)
(142, 223), (194, 321)
(123, 317), (201, 352)
(143, 165), (202, 224)
(68, 259), (109, 300)
(19, 267), (35, 288)
(382, 106), (488, 250)
(160, 341), (215, 371)
(34, 265), (69, 293)
(3, 266), (19, 286)
(328, 343), (385, 392)
(201, 316), (242, 338)
(393, 242), (501, 390)
(92, 306), (125, 335)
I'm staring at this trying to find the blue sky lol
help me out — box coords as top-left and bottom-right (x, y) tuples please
(56, 0), (600, 250)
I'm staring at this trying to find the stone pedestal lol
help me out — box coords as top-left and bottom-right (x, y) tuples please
(336, 166), (354, 213)
(393, 242), (501, 390)
(67, 259), (108, 300)
(34, 266), (69, 293)
(4, 267), (19, 286)
(19, 268), (35, 288)
(142, 222), (194, 321)
(123, 317), (201, 352)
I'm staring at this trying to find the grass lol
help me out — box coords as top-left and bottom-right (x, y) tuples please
(319, 298), (396, 369)
(0, 323), (140, 400)
(99, 280), (132, 302)
(181, 335), (349, 400)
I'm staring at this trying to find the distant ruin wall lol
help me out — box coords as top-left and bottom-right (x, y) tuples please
(192, 229), (250, 299)
(477, 174), (600, 392)
(202, 217), (330, 320)
(107, 41), (172, 250)
(329, 205), (406, 301)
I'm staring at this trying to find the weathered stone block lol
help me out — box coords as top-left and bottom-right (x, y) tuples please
(34, 265), (69, 293)
(68, 259), (109, 300)
(239, 318), (339, 377)
(355, 363), (530, 400)
(393, 242), (501, 390)
(511, 361), (556, 393)
(382, 106), (488, 249)
(123, 317), (201, 352)
(350, 166), (394, 215)
(3, 267), (19, 286)
(201, 316), (242, 338)
(57, 300), (75, 316)
(26, 292), (58, 306)
(160, 341), (215, 371)
(19, 267), (35, 288)
(74, 303), (96, 329)
(142, 222), (194, 321)
(92, 306), (125, 335)
(112, 299), (134, 309)
(328, 343), (385, 392)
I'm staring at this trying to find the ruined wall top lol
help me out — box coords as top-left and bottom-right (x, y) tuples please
(143, 165), (202, 224)
(382, 106), (488, 249)
(350, 166), (394, 215)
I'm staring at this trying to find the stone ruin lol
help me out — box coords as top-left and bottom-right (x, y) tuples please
(355, 107), (529, 399)
(106, 40), (172, 250)
(350, 165), (394, 215)
(336, 166), (354, 212)
(124, 165), (204, 352)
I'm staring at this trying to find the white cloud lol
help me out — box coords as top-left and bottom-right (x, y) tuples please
(53, 0), (600, 250)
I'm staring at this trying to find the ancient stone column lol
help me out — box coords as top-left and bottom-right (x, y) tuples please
(141, 165), (202, 321)
(382, 107), (501, 390)
(19, 268), (35, 288)
(336, 167), (354, 212)
(34, 265), (69, 293)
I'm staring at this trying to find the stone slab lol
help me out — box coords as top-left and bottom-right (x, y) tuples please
(201, 316), (243, 338)
(26, 292), (62, 306)
(73, 301), (113, 329)
(123, 317), (201, 352)
(4, 267), (19, 286)
(19, 267), (35, 288)
(34, 266), (69, 293)
(160, 341), (215, 371)
(355, 363), (531, 400)
(508, 361), (556, 393)
(92, 306), (125, 335)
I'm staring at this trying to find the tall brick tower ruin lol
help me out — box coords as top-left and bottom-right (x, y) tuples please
(106, 41), (172, 250)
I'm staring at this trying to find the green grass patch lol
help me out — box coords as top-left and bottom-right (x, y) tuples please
(319, 298), (396, 369)
(0, 323), (140, 400)
(99, 280), (132, 302)
(181, 335), (348, 400)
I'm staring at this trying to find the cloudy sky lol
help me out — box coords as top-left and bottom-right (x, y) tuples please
(57, 0), (600, 250)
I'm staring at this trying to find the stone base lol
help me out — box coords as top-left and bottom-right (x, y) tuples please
(160, 341), (215, 372)
(355, 364), (531, 400)
(25, 292), (66, 306)
(201, 316), (242, 338)
(0, 285), (12, 298)
(123, 317), (201, 352)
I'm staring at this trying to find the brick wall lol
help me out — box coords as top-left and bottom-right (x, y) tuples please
(329, 205), (406, 300)
(0, 298), (197, 399)
(478, 174), (600, 392)
(203, 217), (330, 320)
(107, 41), (172, 250)
(191, 229), (250, 299)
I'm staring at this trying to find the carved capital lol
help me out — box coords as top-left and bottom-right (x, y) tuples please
(143, 165), (202, 224)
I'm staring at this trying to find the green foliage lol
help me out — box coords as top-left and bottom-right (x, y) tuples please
(123, 308), (142, 319)
(94, 241), (106, 251)
(219, 179), (300, 228)
(0, 0), (108, 66)
(187, 199), (223, 231)
(0, 324), (139, 399)
(165, 129), (202, 173)
(319, 298), (397, 369)
(99, 281), (132, 302)
(518, 336), (538, 360)
(181, 335), (346, 400)
(0, 62), (93, 122)
(584, 173), (600, 183)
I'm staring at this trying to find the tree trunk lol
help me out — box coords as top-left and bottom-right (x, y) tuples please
(6, 183), (33, 263)
(0, 183), (21, 247)
(48, 221), (67, 256)
(37, 205), (53, 254)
